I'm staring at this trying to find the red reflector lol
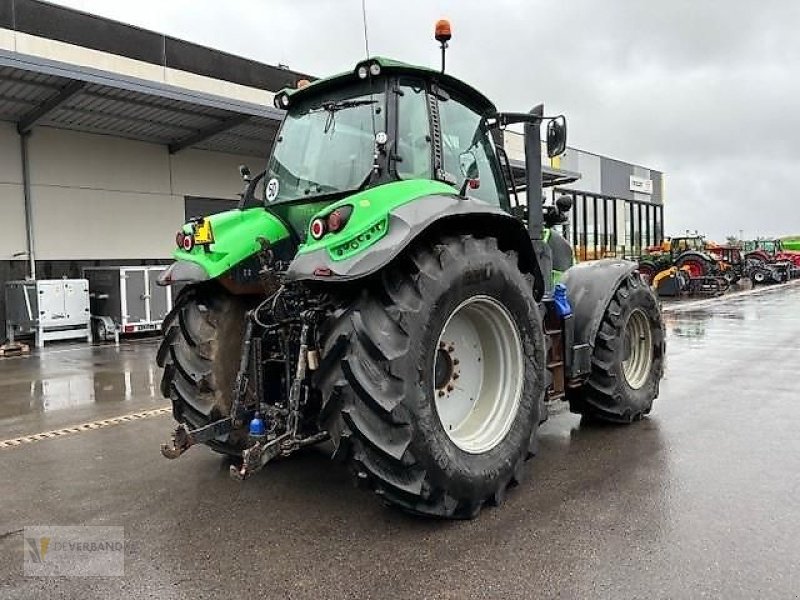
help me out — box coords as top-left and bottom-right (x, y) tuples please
(123, 325), (134, 333)
(313, 267), (333, 277)
(468, 178), (480, 189)
(176, 232), (185, 248)
(310, 218), (326, 240)
(182, 235), (194, 251)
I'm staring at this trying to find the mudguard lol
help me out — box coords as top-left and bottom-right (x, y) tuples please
(158, 260), (209, 285)
(560, 259), (639, 349)
(287, 194), (541, 291)
(677, 250), (716, 265)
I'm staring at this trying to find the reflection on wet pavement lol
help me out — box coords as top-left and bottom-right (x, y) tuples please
(0, 341), (160, 420)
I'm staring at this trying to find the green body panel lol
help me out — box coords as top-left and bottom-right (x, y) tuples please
(297, 179), (458, 261)
(173, 207), (290, 278)
(784, 239), (800, 252)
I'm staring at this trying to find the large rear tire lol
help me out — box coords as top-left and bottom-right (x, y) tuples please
(637, 260), (658, 284)
(156, 283), (249, 455)
(315, 235), (546, 519)
(568, 272), (665, 423)
(676, 254), (710, 279)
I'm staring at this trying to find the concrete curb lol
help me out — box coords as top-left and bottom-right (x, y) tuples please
(661, 277), (800, 314)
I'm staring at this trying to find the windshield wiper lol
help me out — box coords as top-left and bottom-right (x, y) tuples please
(313, 98), (378, 133)
(320, 99), (377, 112)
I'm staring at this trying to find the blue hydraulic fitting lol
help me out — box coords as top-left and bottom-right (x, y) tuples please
(248, 412), (266, 443)
(553, 283), (572, 318)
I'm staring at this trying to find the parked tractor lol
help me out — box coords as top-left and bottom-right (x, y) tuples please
(637, 235), (727, 296)
(706, 244), (746, 284)
(155, 25), (665, 518)
(637, 236), (717, 281)
(743, 239), (800, 273)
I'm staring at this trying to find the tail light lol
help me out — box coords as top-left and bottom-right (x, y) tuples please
(327, 205), (353, 233)
(310, 205), (353, 240)
(310, 218), (326, 240)
(181, 234), (194, 251)
(176, 231), (193, 251)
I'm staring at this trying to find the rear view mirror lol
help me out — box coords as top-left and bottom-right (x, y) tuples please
(458, 151), (480, 196)
(459, 151), (479, 180)
(547, 116), (567, 158)
(555, 194), (573, 213)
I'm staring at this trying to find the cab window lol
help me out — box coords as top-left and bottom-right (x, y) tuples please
(437, 93), (507, 207)
(396, 80), (433, 180)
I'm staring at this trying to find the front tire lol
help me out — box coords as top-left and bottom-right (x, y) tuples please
(316, 236), (546, 518)
(568, 272), (665, 423)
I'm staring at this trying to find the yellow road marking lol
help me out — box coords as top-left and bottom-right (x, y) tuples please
(0, 407), (171, 450)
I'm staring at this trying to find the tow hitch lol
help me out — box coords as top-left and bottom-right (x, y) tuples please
(160, 417), (233, 459)
(229, 319), (328, 480)
(159, 294), (330, 475)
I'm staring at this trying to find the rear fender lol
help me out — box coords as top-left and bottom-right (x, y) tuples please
(287, 194), (543, 295)
(560, 259), (640, 349)
(158, 260), (209, 286)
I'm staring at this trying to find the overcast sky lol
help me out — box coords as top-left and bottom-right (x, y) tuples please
(51, 0), (800, 240)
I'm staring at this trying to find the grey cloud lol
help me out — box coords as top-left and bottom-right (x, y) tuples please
(51, 0), (800, 240)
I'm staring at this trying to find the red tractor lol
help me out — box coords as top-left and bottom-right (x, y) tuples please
(706, 244), (746, 284)
(743, 239), (800, 270)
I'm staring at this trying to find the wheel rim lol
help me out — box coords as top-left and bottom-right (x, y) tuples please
(681, 259), (705, 278)
(433, 295), (524, 454)
(622, 308), (653, 390)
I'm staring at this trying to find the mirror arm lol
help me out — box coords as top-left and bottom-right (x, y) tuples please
(237, 170), (267, 210)
(491, 112), (543, 128)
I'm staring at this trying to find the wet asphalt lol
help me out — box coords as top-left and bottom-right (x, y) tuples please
(1, 283), (799, 599)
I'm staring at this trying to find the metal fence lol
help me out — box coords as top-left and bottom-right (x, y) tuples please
(553, 188), (665, 261)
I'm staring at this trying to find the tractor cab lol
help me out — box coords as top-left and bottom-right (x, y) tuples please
(236, 57), (568, 256)
(670, 236), (706, 255)
(253, 58), (511, 240)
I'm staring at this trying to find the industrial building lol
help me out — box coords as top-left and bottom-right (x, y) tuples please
(0, 0), (663, 334)
(504, 132), (665, 261)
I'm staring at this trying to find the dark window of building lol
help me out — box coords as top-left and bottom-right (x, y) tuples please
(185, 197), (239, 221)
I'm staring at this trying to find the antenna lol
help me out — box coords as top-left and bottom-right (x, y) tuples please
(361, 0), (371, 59)
(360, 0), (379, 176)
(434, 19), (452, 73)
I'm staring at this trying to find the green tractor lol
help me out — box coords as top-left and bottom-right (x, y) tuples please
(636, 235), (719, 283)
(156, 32), (665, 518)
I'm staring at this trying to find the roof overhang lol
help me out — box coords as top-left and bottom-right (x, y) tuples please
(0, 48), (284, 156)
(508, 157), (581, 190)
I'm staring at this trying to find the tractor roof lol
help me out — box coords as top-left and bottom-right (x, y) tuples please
(278, 56), (497, 116)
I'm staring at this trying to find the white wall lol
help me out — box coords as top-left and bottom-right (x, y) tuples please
(0, 122), (27, 260)
(170, 148), (253, 200)
(13, 126), (260, 261)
